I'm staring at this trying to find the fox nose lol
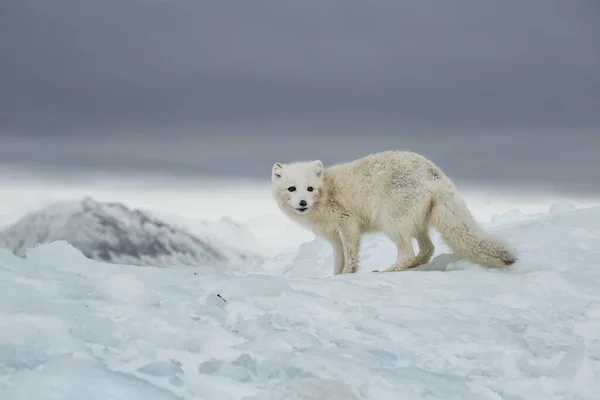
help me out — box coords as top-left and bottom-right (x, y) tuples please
(299, 200), (307, 207)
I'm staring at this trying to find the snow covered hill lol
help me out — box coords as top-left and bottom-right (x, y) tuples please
(0, 197), (261, 268)
(1, 203), (599, 399)
(150, 211), (273, 257)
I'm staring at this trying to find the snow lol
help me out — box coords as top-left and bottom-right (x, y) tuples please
(95, 274), (146, 303)
(1, 204), (600, 399)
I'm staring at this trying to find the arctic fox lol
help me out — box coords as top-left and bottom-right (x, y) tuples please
(271, 151), (517, 275)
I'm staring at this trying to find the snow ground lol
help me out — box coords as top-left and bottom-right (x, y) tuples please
(1, 204), (600, 399)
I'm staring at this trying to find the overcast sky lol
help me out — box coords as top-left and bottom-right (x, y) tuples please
(1, 0), (599, 194)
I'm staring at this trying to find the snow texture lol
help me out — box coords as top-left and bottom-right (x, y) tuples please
(0, 197), (261, 269)
(1, 204), (599, 399)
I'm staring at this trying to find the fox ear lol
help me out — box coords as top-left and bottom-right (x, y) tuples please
(272, 162), (284, 180)
(314, 160), (323, 177)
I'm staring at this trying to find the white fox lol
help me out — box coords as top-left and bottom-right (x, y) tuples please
(271, 151), (517, 275)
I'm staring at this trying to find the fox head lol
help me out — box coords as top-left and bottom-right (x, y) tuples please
(271, 160), (325, 216)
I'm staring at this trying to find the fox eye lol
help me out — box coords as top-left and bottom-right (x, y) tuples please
(287, 186), (296, 192)
(307, 186), (314, 192)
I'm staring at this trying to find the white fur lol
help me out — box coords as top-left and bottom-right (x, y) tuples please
(271, 151), (518, 275)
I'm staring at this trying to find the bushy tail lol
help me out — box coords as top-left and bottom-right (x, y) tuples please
(429, 188), (517, 268)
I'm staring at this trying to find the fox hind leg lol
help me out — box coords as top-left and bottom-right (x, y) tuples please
(373, 234), (417, 272)
(374, 230), (434, 273)
(414, 230), (435, 267)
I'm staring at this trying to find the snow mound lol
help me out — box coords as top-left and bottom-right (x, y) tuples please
(1, 204), (600, 399)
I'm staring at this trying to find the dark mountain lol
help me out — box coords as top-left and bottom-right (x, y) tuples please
(0, 197), (261, 268)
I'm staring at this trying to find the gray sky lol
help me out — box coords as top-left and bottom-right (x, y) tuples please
(1, 0), (599, 194)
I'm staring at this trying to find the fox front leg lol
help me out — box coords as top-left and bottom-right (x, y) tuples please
(338, 226), (361, 274)
(331, 238), (345, 275)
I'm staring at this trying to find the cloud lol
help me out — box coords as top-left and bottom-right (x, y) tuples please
(1, 130), (600, 195)
(1, 0), (598, 134)
(1, 0), (599, 195)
